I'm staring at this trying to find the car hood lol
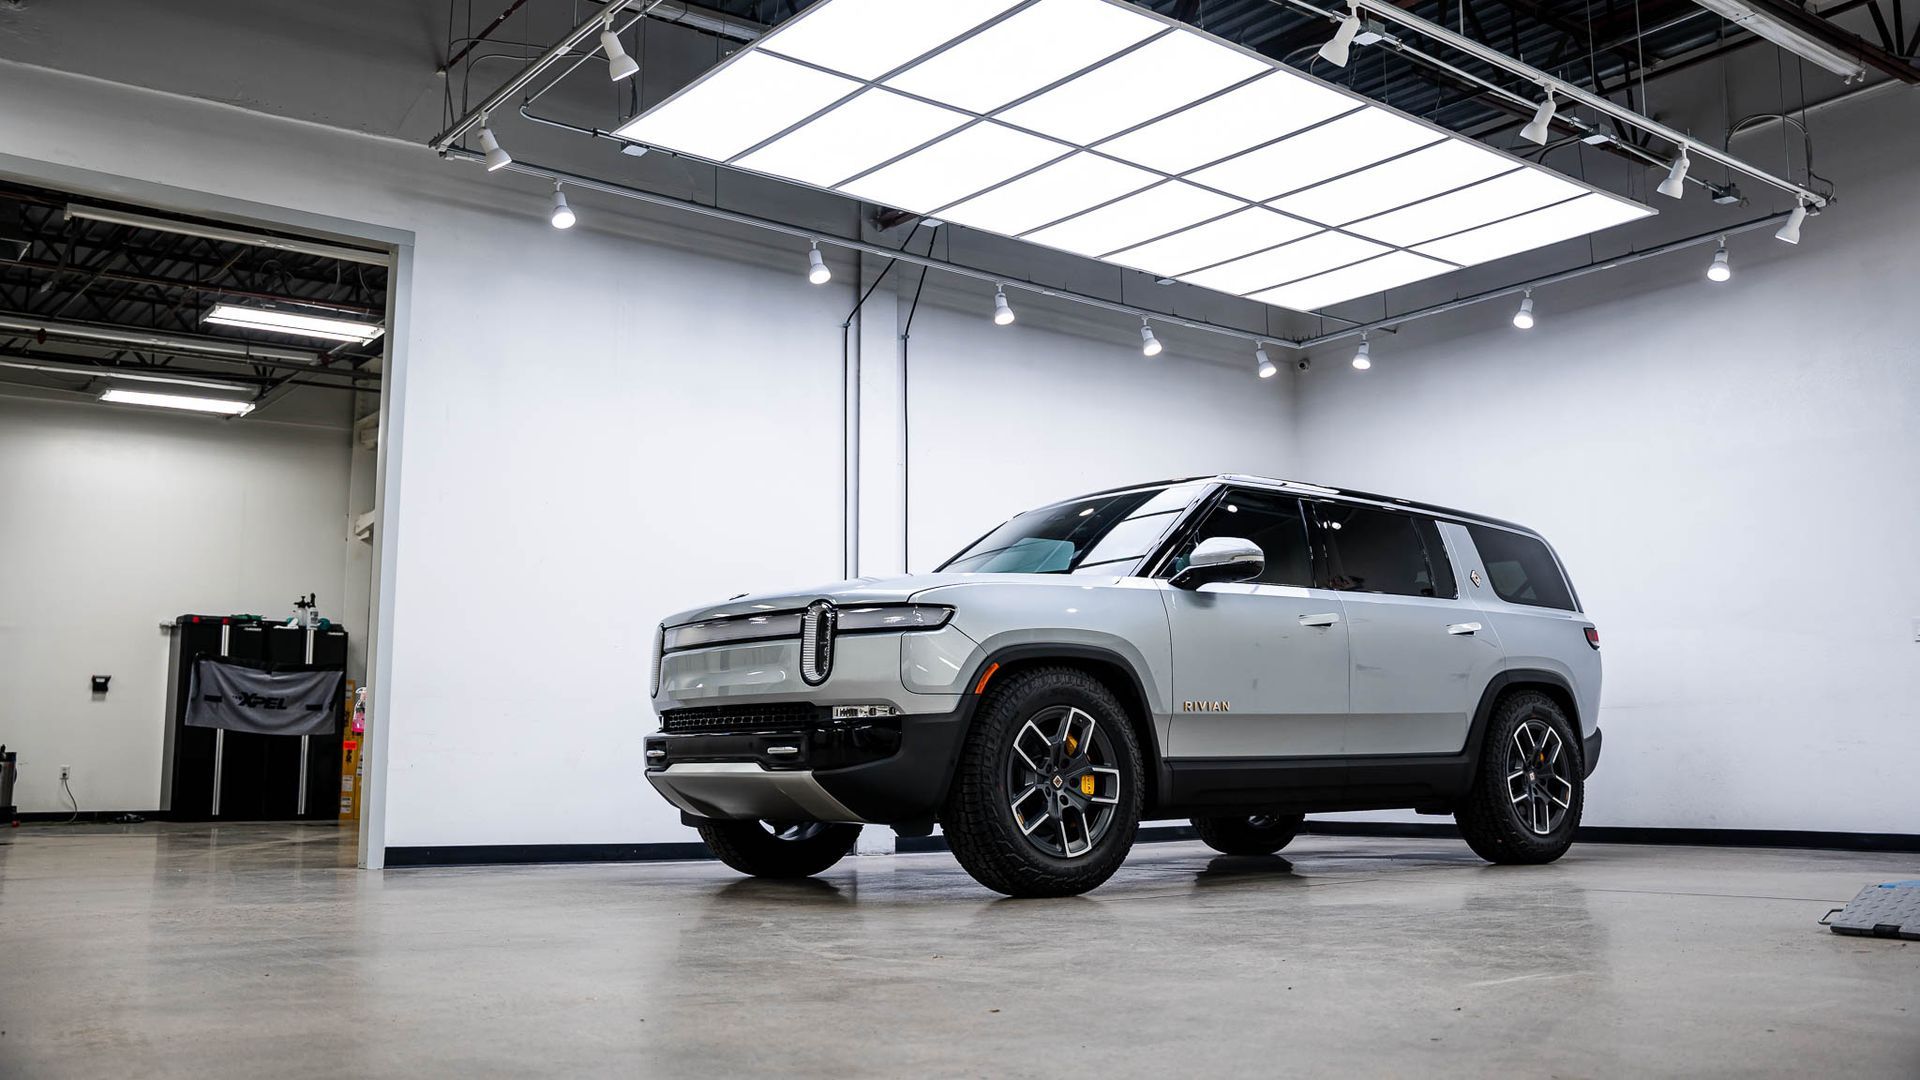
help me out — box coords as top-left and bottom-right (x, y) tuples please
(660, 574), (980, 627)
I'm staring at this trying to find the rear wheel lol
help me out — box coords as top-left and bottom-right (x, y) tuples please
(1191, 813), (1305, 856)
(941, 667), (1143, 898)
(696, 819), (861, 879)
(1455, 690), (1583, 864)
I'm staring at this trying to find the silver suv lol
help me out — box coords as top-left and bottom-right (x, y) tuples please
(646, 476), (1601, 897)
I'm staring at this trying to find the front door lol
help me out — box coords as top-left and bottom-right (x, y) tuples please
(1160, 489), (1351, 758)
(1307, 500), (1499, 755)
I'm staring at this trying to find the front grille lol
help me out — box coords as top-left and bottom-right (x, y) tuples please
(659, 703), (824, 734)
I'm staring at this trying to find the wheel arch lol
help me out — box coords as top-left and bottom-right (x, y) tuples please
(1465, 668), (1583, 776)
(962, 643), (1166, 814)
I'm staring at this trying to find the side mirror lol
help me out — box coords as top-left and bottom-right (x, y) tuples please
(1171, 537), (1264, 590)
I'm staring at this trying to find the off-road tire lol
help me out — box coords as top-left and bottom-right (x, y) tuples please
(1191, 813), (1305, 856)
(696, 819), (862, 878)
(941, 667), (1144, 898)
(1455, 690), (1583, 864)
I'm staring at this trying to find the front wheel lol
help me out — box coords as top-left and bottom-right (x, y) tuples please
(1455, 690), (1583, 864)
(1191, 813), (1305, 856)
(941, 667), (1143, 898)
(696, 819), (861, 879)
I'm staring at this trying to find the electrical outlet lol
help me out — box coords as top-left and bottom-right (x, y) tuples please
(59, 765), (71, 782)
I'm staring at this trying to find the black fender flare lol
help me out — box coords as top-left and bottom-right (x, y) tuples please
(1463, 668), (1584, 777)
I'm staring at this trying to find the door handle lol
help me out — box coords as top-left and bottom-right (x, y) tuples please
(1299, 613), (1341, 627)
(1447, 622), (1483, 635)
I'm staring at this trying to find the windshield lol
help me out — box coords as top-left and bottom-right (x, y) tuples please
(938, 483), (1207, 575)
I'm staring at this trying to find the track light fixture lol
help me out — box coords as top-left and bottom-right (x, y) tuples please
(1519, 93), (1557, 146)
(1512, 289), (1535, 330)
(1352, 335), (1372, 371)
(478, 116), (512, 172)
(807, 241), (832, 285)
(1775, 200), (1808, 244)
(992, 287), (1015, 326)
(549, 182), (576, 230)
(600, 15), (640, 82)
(1318, 3), (1362, 67)
(1707, 238), (1731, 281)
(1657, 147), (1691, 199)
(1139, 319), (1163, 358)
(1256, 345), (1277, 379)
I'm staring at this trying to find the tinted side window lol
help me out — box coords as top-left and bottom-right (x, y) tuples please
(1317, 504), (1457, 598)
(1168, 490), (1312, 587)
(1466, 525), (1575, 610)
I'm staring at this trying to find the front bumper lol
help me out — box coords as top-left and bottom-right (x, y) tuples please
(644, 706), (969, 825)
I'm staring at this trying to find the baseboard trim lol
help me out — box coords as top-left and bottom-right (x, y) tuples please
(897, 824), (1199, 854)
(11, 809), (160, 824)
(385, 842), (713, 867)
(1303, 821), (1920, 853)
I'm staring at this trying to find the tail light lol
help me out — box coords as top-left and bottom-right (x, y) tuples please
(800, 600), (837, 685)
(1584, 626), (1600, 650)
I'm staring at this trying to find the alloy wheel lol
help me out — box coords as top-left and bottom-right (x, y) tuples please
(1006, 705), (1123, 859)
(1505, 718), (1575, 836)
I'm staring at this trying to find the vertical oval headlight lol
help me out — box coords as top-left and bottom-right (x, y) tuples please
(799, 600), (836, 685)
(650, 623), (665, 698)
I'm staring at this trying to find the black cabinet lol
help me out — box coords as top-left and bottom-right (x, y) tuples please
(161, 616), (347, 822)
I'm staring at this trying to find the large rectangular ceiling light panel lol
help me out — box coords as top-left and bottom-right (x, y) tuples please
(736, 89), (971, 188)
(995, 30), (1270, 145)
(885, 0), (1163, 114)
(618, 0), (1655, 312)
(1107, 207), (1320, 277)
(938, 152), (1158, 236)
(1023, 181), (1241, 257)
(757, 0), (1024, 80)
(836, 122), (1070, 213)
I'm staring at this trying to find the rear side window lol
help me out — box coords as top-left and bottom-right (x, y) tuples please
(1466, 525), (1576, 610)
(1316, 504), (1457, 598)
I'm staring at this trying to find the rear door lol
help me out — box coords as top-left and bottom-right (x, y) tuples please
(1159, 488), (1350, 758)
(1308, 501), (1500, 755)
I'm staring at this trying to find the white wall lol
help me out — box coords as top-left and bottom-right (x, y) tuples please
(0, 394), (353, 813)
(1295, 87), (1920, 834)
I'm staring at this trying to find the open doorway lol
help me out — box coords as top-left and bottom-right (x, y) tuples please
(0, 175), (395, 867)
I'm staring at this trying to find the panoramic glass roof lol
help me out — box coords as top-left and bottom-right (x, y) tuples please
(615, 0), (1655, 313)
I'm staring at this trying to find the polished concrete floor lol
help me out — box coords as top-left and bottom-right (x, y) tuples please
(0, 823), (1914, 1078)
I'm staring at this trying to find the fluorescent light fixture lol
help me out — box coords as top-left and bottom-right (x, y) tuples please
(0, 358), (247, 392)
(1776, 200), (1807, 244)
(1690, 0), (1868, 79)
(993, 287), (1016, 325)
(1414, 194), (1649, 266)
(1657, 148), (1691, 199)
(837, 122), (1071, 212)
(1108, 206), (1320, 278)
(938, 152), (1157, 236)
(1512, 290), (1536, 329)
(1096, 73), (1359, 175)
(736, 88), (970, 188)
(1179, 231), (1387, 295)
(620, 0), (1655, 312)
(997, 30), (1269, 146)
(1519, 94), (1557, 145)
(758, 0), (1023, 81)
(1319, 7), (1363, 67)
(613, 52), (860, 161)
(1139, 319), (1163, 357)
(1707, 241), (1731, 281)
(1270, 141), (1514, 227)
(1256, 346), (1278, 378)
(203, 304), (384, 343)
(550, 183), (576, 229)
(885, 0), (1161, 114)
(99, 388), (255, 416)
(1344, 168), (1586, 246)
(600, 17), (640, 82)
(1023, 181), (1240, 257)
(1247, 250), (1454, 311)
(1189, 109), (1441, 202)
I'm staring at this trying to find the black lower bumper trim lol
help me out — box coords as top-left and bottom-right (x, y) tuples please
(1583, 727), (1603, 778)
